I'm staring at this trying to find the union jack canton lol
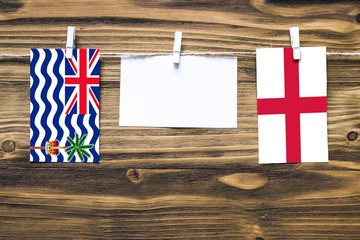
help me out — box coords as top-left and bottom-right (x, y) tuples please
(65, 49), (100, 115)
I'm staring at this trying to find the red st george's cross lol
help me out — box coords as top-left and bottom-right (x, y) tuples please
(257, 48), (327, 163)
(65, 49), (100, 114)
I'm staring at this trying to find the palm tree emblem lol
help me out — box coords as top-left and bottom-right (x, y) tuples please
(30, 133), (94, 162)
(66, 133), (94, 162)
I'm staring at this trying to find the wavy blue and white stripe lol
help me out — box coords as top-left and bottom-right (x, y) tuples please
(30, 48), (100, 163)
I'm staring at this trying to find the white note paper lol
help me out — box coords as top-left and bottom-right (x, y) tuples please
(119, 56), (237, 128)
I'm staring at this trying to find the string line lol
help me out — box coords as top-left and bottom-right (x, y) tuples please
(0, 51), (360, 58)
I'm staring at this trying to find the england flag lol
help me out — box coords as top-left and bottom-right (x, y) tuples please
(256, 47), (328, 164)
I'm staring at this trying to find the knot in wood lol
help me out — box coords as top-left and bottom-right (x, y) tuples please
(356, 13), (360, 23)
(125, 169), (144, 184)
(255, 237), (265, 240)
(347, 131), (358, 141)
(2, 140), (16, 153)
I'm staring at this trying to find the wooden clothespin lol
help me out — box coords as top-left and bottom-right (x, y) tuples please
(290, 27), (300, 60)
(66, 26), (76, 59)
(173, 31), (182, 64)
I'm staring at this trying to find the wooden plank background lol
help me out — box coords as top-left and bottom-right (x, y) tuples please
(1, 0), (360, 239)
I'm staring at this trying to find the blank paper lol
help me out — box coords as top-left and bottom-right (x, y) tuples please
(119, 55), (237, 128)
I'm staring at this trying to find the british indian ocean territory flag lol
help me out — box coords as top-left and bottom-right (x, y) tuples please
(256, 47), (328, 164)
(30, 49), (100, 163)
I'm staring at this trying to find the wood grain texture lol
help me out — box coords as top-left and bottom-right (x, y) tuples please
(0, 0), (360, 239)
